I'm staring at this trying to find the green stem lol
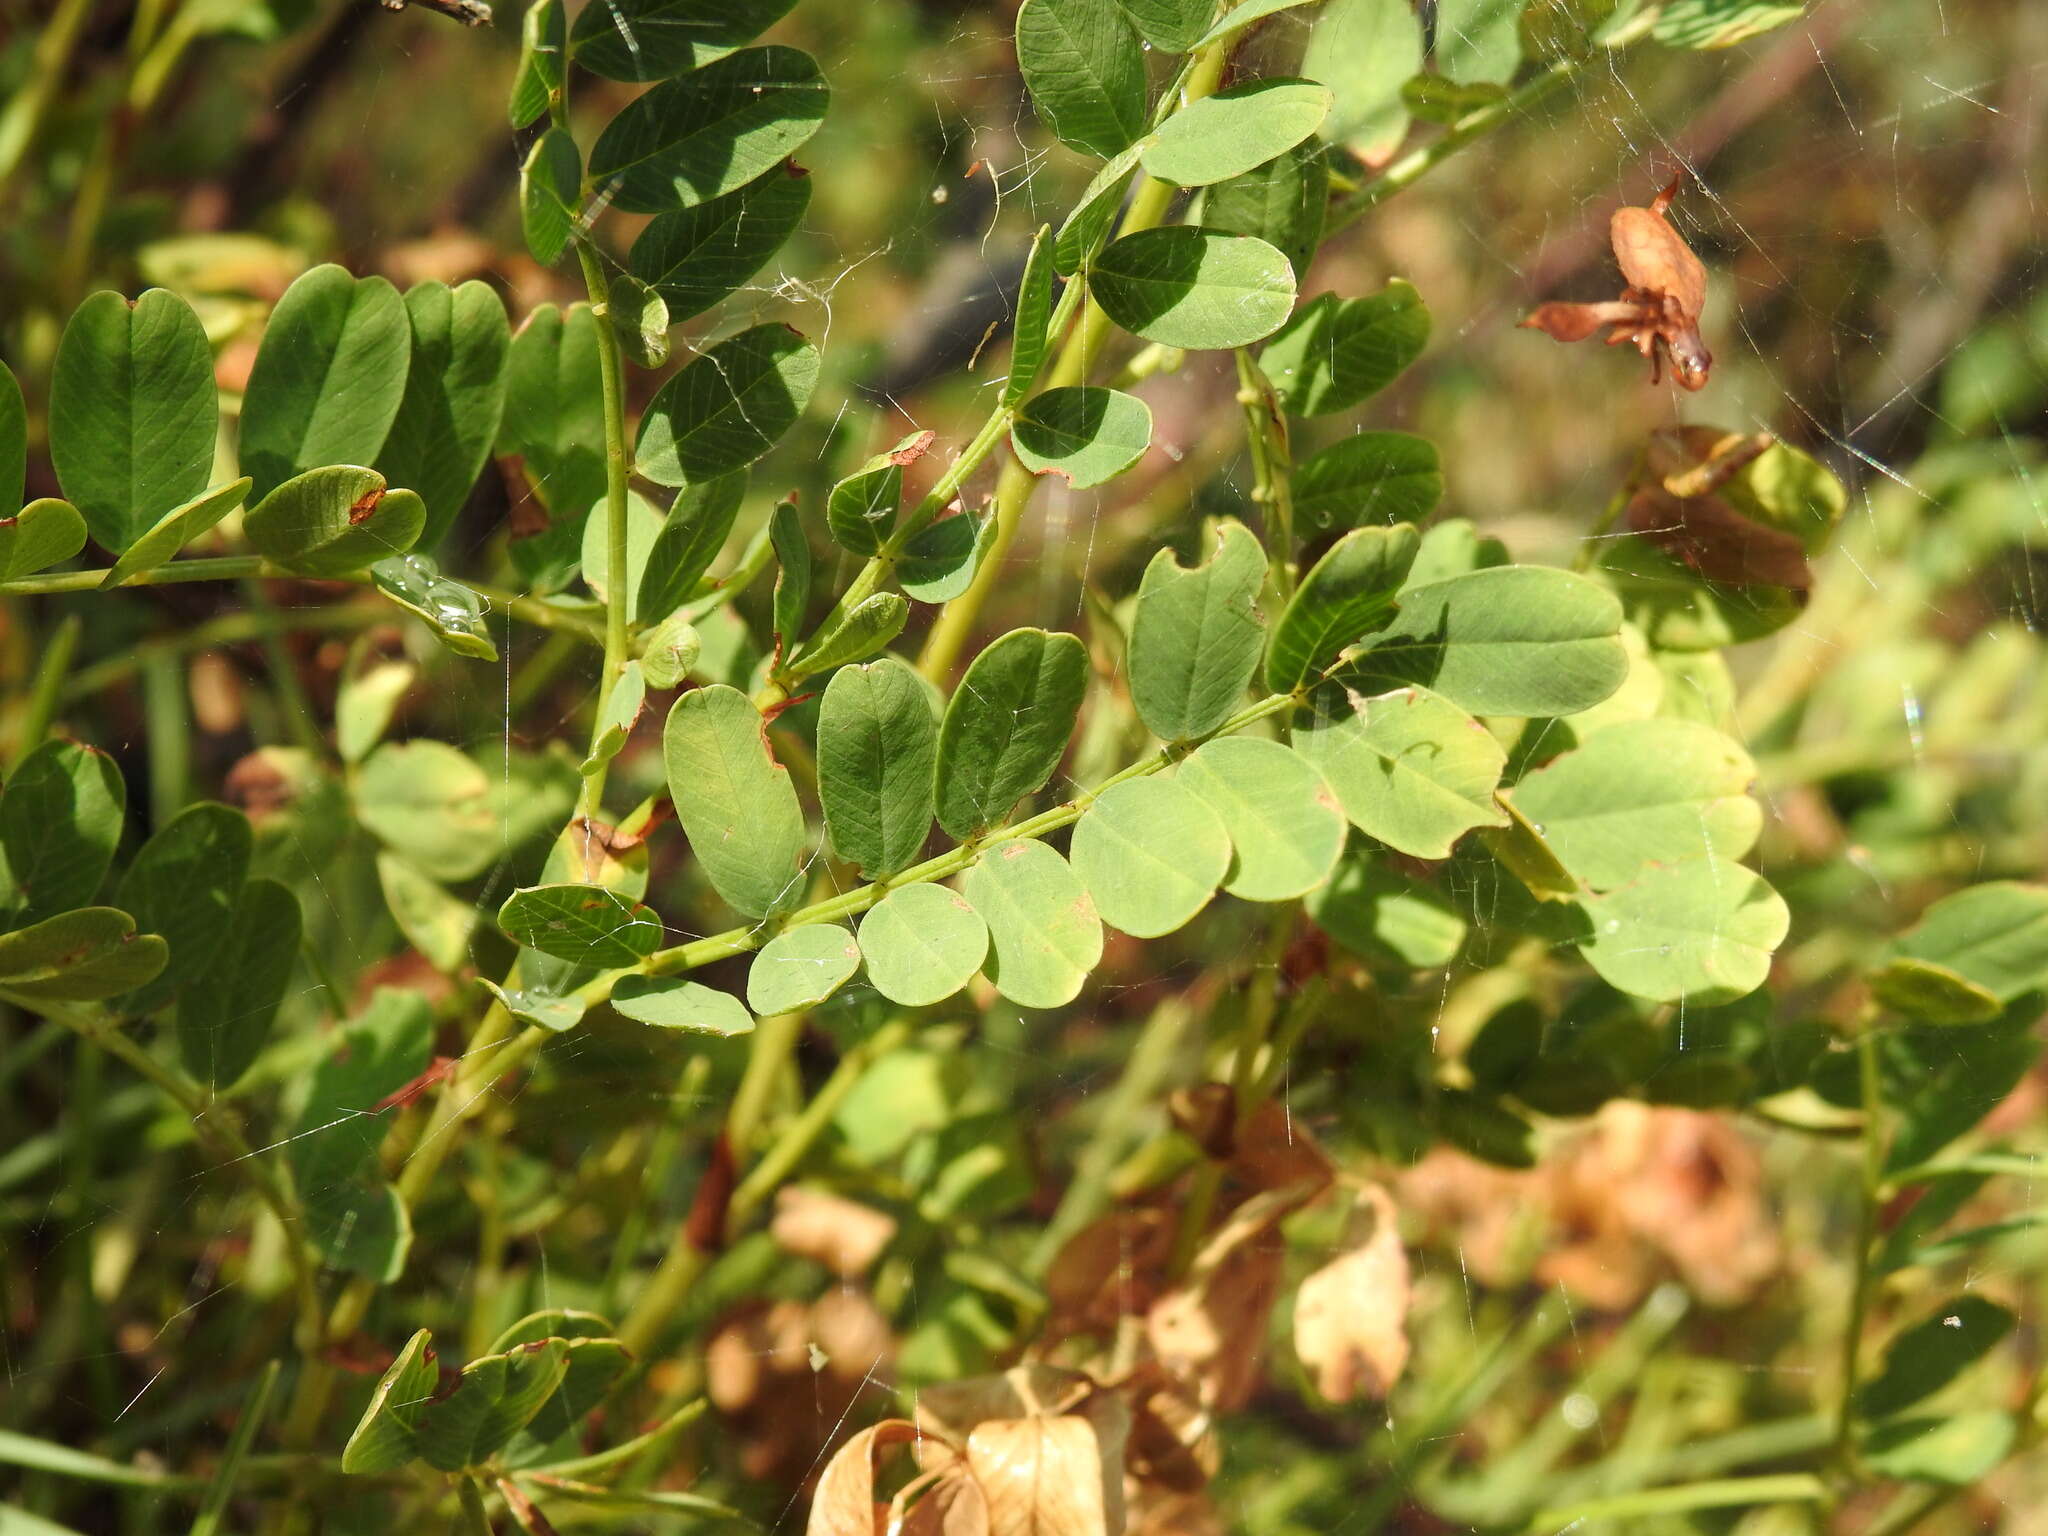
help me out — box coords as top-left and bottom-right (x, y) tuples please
(62, 605), (381, 702)
(457, 1475), (493, 1536)
(1233, 348), (1295, 600)
(1831, 1028), (1887, 1469)
(574, 237), (636, 822)
(189, 1361), (282, 1536)
(11, 613), (80, 767)
(0, 0), (94, 201)
(527, 1399), (707, 1481)
(1521, 1474), (1826, 1532)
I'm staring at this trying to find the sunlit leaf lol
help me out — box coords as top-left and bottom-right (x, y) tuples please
(1016, 0), (1148, 159)
(629, 169), (812, 321)
(747, 922), (862, 1014)
(1577, 857), (1788, 1004)
(1652, 0), (1807, 49)
(961, 839), (1104, 1009)
(1142, 79), (1331, 188)
(1301, 0), (1419, 162)
(244, 465), (424, 577)
(1890, 883), (2048, 1004)
(1010, 386), (1152, 488)
(1070, 776), (1231, 936)
(611, 975), (756, 1034)
(99, 479), (249, 588)
(1090, 229), (1297, 349)
(0, 908), (169, 1004)
(857, 884), (989, 1007)
(353, 740), (500, 882)
(341, 1329), (438, 1474)
(1177, 737), (1345, 901)
(0, 498), (87, 581)
(1294, 683), (1508, 859)
(636, 324), (820, 486)
(1436, 0), (1524, 82)
(1128, 519), (1267, 743)
(935, 627), (1088, 838)
(571, 0), (796, 81)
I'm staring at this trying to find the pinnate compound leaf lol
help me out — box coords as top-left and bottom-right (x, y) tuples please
(508, 0), (564, 126)
(664, 684), (807, 918)
(1293, 432), (1441, 531)
(0, 739), (126, 927)
(587, 46), (828, 214)
(176, 878), (300, 1089)
(500, 884), (662, 967)
(0, 908), (169, 1003)
(611, 975), (756, 1034)
(935, 628), (1089, 839)
(244, 466), (424, 577)
(1016, 0), (1148, 159)
(961, 840), (1104, 1010)
(1504, 719), (1762, 890)
(1141, 78), (1332, 188)
(1258, 282), (1428, 416)
(48, 289), (218, 552)
(1005, 226), (1058, 406)
(1202, 136), (1328, 278)
(1576, 857), (1789, 1004)
(1652, 0), (1807, 49)
(376, 282), (510, 551)
(1889, 883), (2048, 1004)
(413, 1339), (572, 1473)
(1343, 564), (1627, 718)
(1090, 229), (1297, 350)
(1128, 520), (1267, 743)
(1857, 1295), (2014, 1421)
(0, 498), (88, 580)
(1293, 683), (1508, 859)
(818, 657), (938, 879)
(114, 802), (252, 1013)
(354, 740), (499, 882)
(521, 128), (582, 267)
(1177, 737), (1345, 901)
(630, 170), (812, 321)
(99, 479), (249, 588)
(639, 472), (745, 622)
(636, 324), (820, 487)
(857, 884), (989, 1007)
(1070, 776), (1231, 937)
(1266, 522), (1419, 692)
(1011, 387), (1152, 489)
(239, 265), (410, 502)
(747, 923), (861, 1015)
(571, 0), (796, 81)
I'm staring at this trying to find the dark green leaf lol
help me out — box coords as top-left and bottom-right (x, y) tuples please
(629, 169), (812, 321)
(0, 739), (126, 927)
(376, 282), (509, 551)
(935, 627), (1089, 839)
(176, 877), (300, 1089)
(115, 803), (251, 1013)
(48, 289), (218, 552)
(508, 0), (564, 127)
(1202, 137), (1328, 278)
(1141, 79), (1331, 188)
(961, 839), (1103, 1009)
(244, 466), (424, 577)
(1857, 1296), (2014, 1421)
(1265, 522), (1419, 691)
(587, 47), (829, 214)
(639, 472), (746, 622)
(1258, 281), (1428, 415)
(1127, 519), (1267, 743)
(826, 430), (931, 554)
(608, 273), (672, 368)
(1005, 226), (1057, 406)
(790, 591), (909, 674)
(746, 922), (861, 1014)
(1867, 958), (2002, 1027)
(636, 324), (820, 486)
(1016, 0), (1148, 159)
(0, 498), (88, 581)
(857, 884), (988, 1008)
(1293, 432), (1441, 531)
(1307, 853), (1466, 966)
(0, 908), (169, 1003)
(1885, 1016), (2042, 1173)
(1115, 0), (1212, 52)
(1090, 228), (1296, 349)
(1010, 386), (1152, 489)
(521, 128), (583, 267)
(770, 496), (811, 645)
(899, 511), (999, 603)
(1891, 883), (2048, 1004)
(0, 361), (22, 511)
(499, 883), (663, 966)
(1070, 776), (1230, 936)
(572, 0), (797, 81)
(412, 1340), (572, 1472)
(499, 302), (606, 588)
(663, 684), (808, 918)
(1053, 142), (1143, 274)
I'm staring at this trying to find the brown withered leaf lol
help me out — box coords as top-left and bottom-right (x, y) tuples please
(710, 1292), (894, 1483)
(1046, 1205), (1178, 1339)
(966, 1414), (1119, 1536)
(900, 1468), (992, 1536)
(1126, 1490), (1223, 1536)
(1293, 1183), (1411, 1403)
(1624, 486), (1812, 593)
(915, 1364), (1129, 1531)
(1232, 1099), (1335, 1196)
(807, 1420), (920, 1536)
(773, 1187), (899, 1278)
(1120, 1365), (1217, 1495)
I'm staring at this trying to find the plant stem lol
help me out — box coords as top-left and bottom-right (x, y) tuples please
(527, 1399), (707, 1480)
(1522, 1474), (1826, 1532)
(1233, 348), (1295, 600)
(11, 613), (80, 767)
(189, 1360), (282, 1536)
(1831, 1028), (1888, 1470)
(457, 1475), (493, 1536)
(573, 237), (636, 817)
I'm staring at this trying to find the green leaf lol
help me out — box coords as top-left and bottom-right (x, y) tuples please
(635, 323), (820, 487)
(1015, 0), (1148, 159)
(608, 273), (672, 368)
(1406, 517), (1508, 588)
(341, 1329), (439, 1474)
(99, 479), (249, 588)
(1857, 1296), (2014, 1421)
(1053, 142), (1144, 274)
(176, 877), (300, 1088)
(0, 908), (168, 1003)
(1301, 0), (1419, 162)
(1128, 520), (1267, 743)
(288, 988), (433, 1281)
(639, 611), (702, 690)
(239, 265), (411, 503)
(521, 128), (582, 267)
(48, 289), (218, 552)
(1011, 386), (1152, 489)
(0, 361), (22, 511)
(610, 975), (756, 1034)
(377, 851), (475, 973)
(961, 840), (1103, 1009)
(114, 803), (252, 1013)
(1070, 776), (1231, 937)
(1867, 958), (2002, 1027)
(1891, 883), (2048, 1003)
(1577, 858), (1789, 1004)
(798, 596), (911, 675)
(1885, 1017), (2041, 1173)
(1435, 1088), (1535, 1167)
(1177, 736), (1345, 901)
(354, 740), (499, 882)
(1435, 0), (1524, 82)
(500, 303), (606, 588)
(857, 883), (989, 1007)
(502, 1334), (630, 1461)
(0, 498), (88, 581)
(817, 658), (938, 880)
(1307, 854), (1466, 966)
(244, 466), (424, 577)
(1503, 719), (1762, 890)
(370, 553), (497, 662)
(571, 0), (796, 81)
(1860, 1412), (2017, 1486)
(663, 684), (807, 919)
(413, 1340), (572, 1472)
(935, 628), (1089, 839)
(1265, 523), (1419, 691)
(1293, 432), (1441, 531)
(587, 46), (829, 214)
(638, 472), (744, 624)
(770, 496), (811, 644)
(500, 884), (662, 967)
(629, 169), (812, 321)
(1005, 227), (1058, 406)
(1343, 564), (1627, 717)
(1258, 281), (1428, 415)
(1652, 0), (1807, 49)
(827, 430), (931, 554)
(581, 662), (647, 777)
(1201, 137), (1328, 278)
(0, 739), (126, 927)
(1117, 0), (1213, 51)
(508, 0), (564, 126)
(1142, 79), (1331, 188)
(376, 282), (510, 550)
(1090, 229), (1297, 349)
(746, 922), (862, 1014)
(336, 660), (416, 766)
(580, 488), (666, 622)
(900, 511), (999, 603)
(1294, 683), (1509, 859)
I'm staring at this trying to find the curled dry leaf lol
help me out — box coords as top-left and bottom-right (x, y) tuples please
(1625, 426), (1814, 594)
(772, 1186), (899, 1278)
(1292, 1182), (1411, 1403)
(914, 1365), (1129, 1535)
(899, 1468), (992, 1536)
(807, 1419), (921, 1536)
(967, 1414), (1120, 1536)
(1046, 1205), (1179, 1339)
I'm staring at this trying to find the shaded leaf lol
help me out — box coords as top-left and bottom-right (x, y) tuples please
(377, 851), (475, 973)
(0, 739), (126, 927)
(630, 168), (812, 321)
(1005, 226), (1058, 406)
(507, 0), (564, 127)
(1858, 1296), (2014, 1421)
(354, 740), (499, 882)
(1891, 883), (2048, 1004)
(1011, 386), (1152, 489)
(341, 1329), (439, 1474)
(1265, 522), (1419, 691)
(818, 656), (937, 879)
(571, 0), (797, 81)
(663, 684), (807, 918)
(521, 128), (583, 267)
(1090, 229), (1296, 350)
(935, 627), (1088, 839)
(1202, 137), (1328, 278)
(0, 908), (169, 1003)
(1258, 281), (1428, 416)
(636, 324), (820, 487)
(114, 802), (251, 1012)
(1016, 0), (1148, 159)
(1293, 432), (1441, 531)
(177, 877), (300, 1088)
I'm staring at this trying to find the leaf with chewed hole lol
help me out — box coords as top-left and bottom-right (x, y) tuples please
(1128, 520), (1267, 743)
(962, 840), (1103, 1009)
(1294, 683), (1507, 859)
